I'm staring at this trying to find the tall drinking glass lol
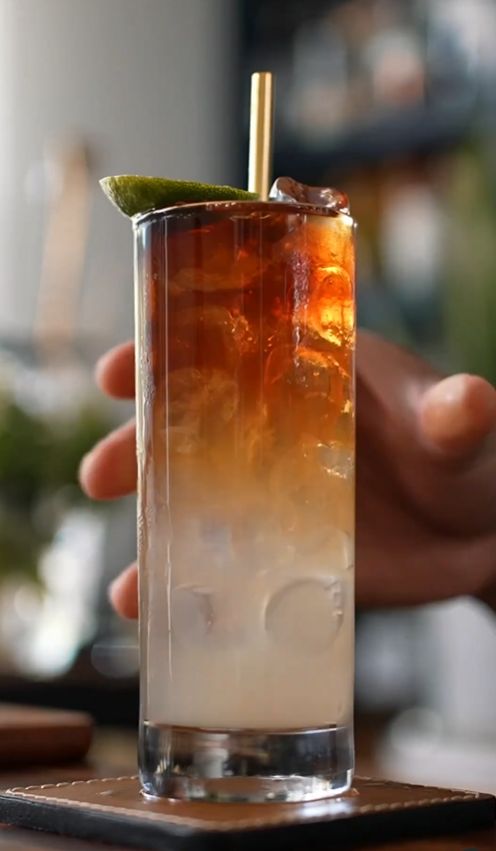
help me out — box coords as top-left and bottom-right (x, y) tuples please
(134, 196), (355, 802)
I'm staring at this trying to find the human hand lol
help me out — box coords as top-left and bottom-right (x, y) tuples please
(80, 332), (496, 616)
(355, 332), (496, 610)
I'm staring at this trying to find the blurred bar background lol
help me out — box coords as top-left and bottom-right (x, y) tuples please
(0, 0), (494, 792)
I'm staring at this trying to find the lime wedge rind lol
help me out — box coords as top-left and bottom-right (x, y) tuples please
(100, 175), (258, 218)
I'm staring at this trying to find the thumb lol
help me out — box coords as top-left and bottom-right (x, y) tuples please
(419, 373), (496, 458)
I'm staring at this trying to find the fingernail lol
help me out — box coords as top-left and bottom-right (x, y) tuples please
(420, 375), (472, 451)
(78, 450), (94, 483)
(422, 374), (467, 409)
(420, 373), (496, 454)
(108, 576), (120, 601)
(95, 352), (109, 383)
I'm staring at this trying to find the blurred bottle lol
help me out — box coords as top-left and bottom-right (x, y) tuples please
(288, 16), (348, 143)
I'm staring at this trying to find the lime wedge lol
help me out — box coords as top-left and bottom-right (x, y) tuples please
(100, 175), (258, 217)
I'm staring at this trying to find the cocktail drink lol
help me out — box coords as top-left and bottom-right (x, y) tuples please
(133, 179), (355, 801)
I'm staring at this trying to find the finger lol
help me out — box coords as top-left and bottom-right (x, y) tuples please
(419, 374), (496, 457)
(79, 420), (137, 499)
(109, 563), (138, 619)
(96, 342), (135, 399)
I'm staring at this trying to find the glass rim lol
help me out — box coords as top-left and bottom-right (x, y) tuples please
(132, 199), (354, 228)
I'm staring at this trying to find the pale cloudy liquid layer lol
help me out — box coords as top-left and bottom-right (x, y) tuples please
(135, 202), (355, 731)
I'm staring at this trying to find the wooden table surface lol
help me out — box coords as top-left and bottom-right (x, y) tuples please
(0, 729), (493, 850)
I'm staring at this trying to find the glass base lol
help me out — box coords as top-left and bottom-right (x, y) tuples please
(139, 722), (353, 802)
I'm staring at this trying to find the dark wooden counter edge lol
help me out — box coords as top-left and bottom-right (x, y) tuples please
(0, 787), (493, 851)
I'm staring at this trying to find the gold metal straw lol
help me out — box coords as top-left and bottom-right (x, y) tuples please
(248, 72), (275, 200)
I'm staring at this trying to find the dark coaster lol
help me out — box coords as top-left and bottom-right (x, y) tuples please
(0, 775), (493, 850)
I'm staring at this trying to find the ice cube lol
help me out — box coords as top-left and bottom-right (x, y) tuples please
(172, 579), (250, 648)
(269, 440), (354, 540)
(165, 368), (239, 452)
(266, 344), (338, 396)
(171, 585), (214, 644)
(264, 344), (344, 440)
(230, 511), (296, 574)
(317, 441), (353, 481)
(168, 222), (267, 293)
(170, 513), (233, 582)
(294, 347), (335, 394)
(305, 526), (354, 573)
(193, 371), (238, 424)
(310, 268), (354, 348)
(265, 577), (344, 653)
(169, 306), (256, 371)
(270, 177), (349, 214)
